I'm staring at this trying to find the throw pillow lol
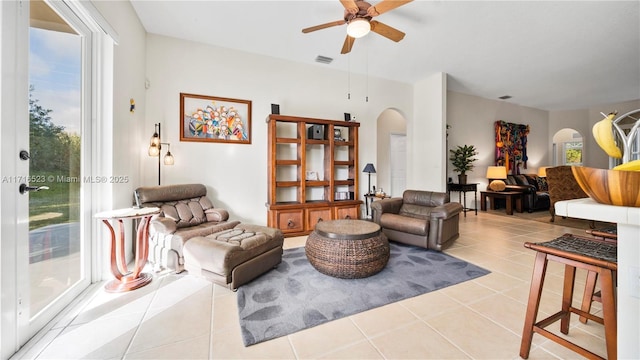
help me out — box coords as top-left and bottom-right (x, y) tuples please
(514, 175), (529, 186)
(489, 180), (507, 191)
(524, 175), (540, 191)
(536, 177), (549, 192)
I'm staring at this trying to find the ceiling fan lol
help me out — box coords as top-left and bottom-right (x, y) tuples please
(302, 0), (413, 54)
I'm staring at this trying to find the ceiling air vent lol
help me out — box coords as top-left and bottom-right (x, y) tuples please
(315, 55), (333, 64)
(498, 95), (512, 100)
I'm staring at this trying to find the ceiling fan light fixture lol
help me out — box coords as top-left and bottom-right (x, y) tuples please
(346, 18), (370, 38)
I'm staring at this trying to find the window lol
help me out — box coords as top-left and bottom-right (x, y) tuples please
(563, 141), (583, 165)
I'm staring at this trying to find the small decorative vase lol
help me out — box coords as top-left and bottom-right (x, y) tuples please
(458, 174), (467, 184)
(334, 129), (342, 140)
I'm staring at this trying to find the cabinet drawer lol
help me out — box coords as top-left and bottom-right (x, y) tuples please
(334, 205), (359, 220)
(274, 209), (304, 233)
(306, 207), (331, 231)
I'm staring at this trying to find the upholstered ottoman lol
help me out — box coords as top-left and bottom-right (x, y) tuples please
(183, 223), (284, 290)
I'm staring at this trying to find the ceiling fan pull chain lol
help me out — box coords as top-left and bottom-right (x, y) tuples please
(366, 40), (369, 102)
(347, 51), (351, 100)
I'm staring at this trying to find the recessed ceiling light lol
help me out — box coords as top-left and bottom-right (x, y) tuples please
(499, 95), (512, 100)
(315, 55), (333, 64)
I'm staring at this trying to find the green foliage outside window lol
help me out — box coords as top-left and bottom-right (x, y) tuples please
(29, 86), (81, 230)
(564, 141), (583, 165)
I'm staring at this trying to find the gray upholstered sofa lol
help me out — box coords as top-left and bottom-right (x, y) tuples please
(371, 190), (463, 251)
(135, 183), (241, 272)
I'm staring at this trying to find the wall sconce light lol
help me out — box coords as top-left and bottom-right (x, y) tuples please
(363, 163), (376, 195)
(486, 165), (507, 191)
(148, 123), (174, 185)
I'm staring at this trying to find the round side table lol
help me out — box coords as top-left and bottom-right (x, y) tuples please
(94, 207), (160, 292)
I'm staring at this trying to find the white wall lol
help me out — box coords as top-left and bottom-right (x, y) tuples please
(410, 72), (447, 192)
(144, 34), (413, 225)
(93, 0), (147, 208)
(446, 91), (550, 193)
(553, 128), (582, 143)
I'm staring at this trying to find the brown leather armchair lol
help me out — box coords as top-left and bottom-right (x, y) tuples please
(371, 190), (463, 251)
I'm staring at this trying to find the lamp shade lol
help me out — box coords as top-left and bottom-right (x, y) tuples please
(346, 18), (371, 38)
(148, 143), (160, 157)
(150, 132), (160, 147)
(164, 151), (174, 165)
(538, 166), (548, 177)
(486, 166), (507, 180)
(363, 163), (376, 173)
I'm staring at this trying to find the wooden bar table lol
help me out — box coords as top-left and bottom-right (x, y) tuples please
(555, 198), (640, 358)
(94, 207), (160, 292)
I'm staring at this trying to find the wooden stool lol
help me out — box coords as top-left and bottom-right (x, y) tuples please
(581, 227), (618, 324)
(520, 234), (617, 360)
(586, 226), (618, 241)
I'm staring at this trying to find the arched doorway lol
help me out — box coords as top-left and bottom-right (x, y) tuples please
(376, 109), (407, 197)
(552, 128), (583, 166)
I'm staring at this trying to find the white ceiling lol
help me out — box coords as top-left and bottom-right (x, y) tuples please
(130, 0), (640, 111)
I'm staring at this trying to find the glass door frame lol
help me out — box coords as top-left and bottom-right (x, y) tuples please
(18, 0), (94, 346)
(1, 1), (115, 357)
(1, 0), (30, 356)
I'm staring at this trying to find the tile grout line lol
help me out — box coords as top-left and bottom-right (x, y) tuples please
(208, 283), (215, 360)
(120, 274), (164, 359)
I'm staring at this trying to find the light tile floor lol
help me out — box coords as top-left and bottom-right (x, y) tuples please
(12, 211), (609, 359)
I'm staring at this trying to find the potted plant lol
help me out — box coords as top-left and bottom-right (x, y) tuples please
(449, 144), (478, 184)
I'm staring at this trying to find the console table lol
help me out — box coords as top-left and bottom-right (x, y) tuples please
(480, 190), (523, 215)
(94, 207), (160, 292)
(447, 183), (477, 217)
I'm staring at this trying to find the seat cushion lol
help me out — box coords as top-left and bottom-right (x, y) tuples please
(169, 221), (241, 249)
(379, 213), (428, 236)
(183, 227), (283, 277)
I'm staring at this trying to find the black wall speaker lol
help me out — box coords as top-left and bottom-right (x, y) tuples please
(344, 112), (351, 121)
(271, 103), (280, 115)
(307, 125), (324, 140)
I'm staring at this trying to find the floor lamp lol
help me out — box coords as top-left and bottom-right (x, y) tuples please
(148, 123), (174, 185)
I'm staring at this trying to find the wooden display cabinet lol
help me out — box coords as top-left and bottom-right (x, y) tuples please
(267, 114), (362, 236)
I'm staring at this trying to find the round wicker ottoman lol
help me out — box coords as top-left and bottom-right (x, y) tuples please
(305, 219), (389, 279)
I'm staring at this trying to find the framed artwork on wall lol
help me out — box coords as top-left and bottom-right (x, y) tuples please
(180, 92), (252, 144)
(494, 120), (529, 174)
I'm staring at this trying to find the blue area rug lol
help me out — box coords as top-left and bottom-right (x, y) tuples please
(237, 242), (490, 346)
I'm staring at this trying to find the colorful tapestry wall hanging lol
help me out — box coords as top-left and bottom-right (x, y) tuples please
(494, 120), (530, 174)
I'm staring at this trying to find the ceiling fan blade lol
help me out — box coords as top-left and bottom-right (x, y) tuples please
(339, 0), (359, 14)
(370, 20), (405, 42)
(302, 20), (346, 33)
(368, 0), (413, 16)
(341, 35), (356, 54)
